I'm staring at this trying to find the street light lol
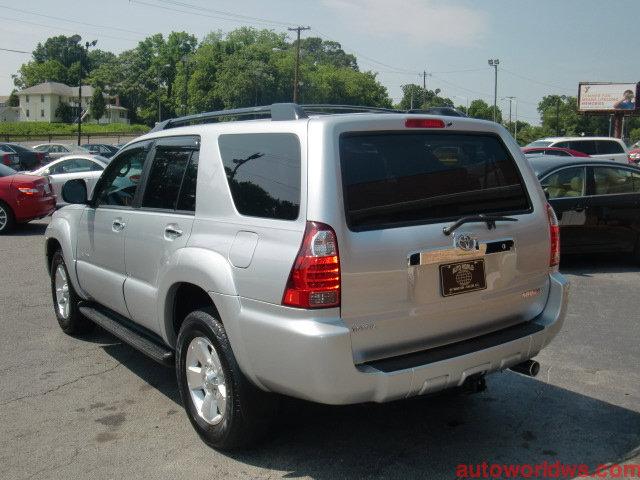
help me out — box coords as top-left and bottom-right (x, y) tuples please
(488, 58), (499, 123)
(556, 95), (567, 136)
(78, 39), (97, 146)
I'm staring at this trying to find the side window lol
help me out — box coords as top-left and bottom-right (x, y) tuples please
(219, 133), (301, 220)
(596, 141), (624, 155)
(94, 143), (149, 207)
(553, 142), (569, 149)
(569, 141), (597, 156)
(65, 158), (95, 173)
(541, 167), (585, 199)
(141, 141), (194, 211)
(90, 161), (104, 172)
(176, 151), (199, 212)
(593, 167), (640, 195)
(550, 150), (570, 157)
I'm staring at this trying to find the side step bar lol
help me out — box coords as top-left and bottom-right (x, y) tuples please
(79, 303), (174, 367)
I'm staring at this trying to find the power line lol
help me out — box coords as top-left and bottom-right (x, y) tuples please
(500, 67), (574, 94)
(131, 0), (295, 28)
(0, 47), (30, 53)
(0, 15), (140, 43)
(0, 5), (147, 37)
(152, 0), (297, 27)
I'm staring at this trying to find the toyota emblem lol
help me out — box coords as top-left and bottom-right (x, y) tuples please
(455, 233), (477, 251)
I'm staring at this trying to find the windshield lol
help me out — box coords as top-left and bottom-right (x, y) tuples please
(0, 164), (16, 177)
(340, 132), (531, 231)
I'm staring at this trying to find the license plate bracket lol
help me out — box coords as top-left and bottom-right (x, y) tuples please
(439, 259), (487, 297)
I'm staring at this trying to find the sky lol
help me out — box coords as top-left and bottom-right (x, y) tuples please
(0, 0), (638, 125)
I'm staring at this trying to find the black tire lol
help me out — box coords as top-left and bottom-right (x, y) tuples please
(176, 308), (277, 449)
(50, 250), (94, 335)
(0, 200), (15, 234)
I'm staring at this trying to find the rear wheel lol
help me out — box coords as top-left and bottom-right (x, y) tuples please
(0, 201), (15, 234)
(50, 250), (93, 335)
(176, 308), (277, 449)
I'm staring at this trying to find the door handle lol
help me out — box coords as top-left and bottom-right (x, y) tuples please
(112, 218), (126, 232)
(164, 224), (183, 239)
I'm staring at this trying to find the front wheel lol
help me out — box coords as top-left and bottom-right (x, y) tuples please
(50, 250), (93, 335)
(176, 308), (277, 449)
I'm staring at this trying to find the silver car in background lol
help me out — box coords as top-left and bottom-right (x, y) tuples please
(45, 104), (568, 450)
(31, 154), (108, 206)
(32, 143), (90, 162)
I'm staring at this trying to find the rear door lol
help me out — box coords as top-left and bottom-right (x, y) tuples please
(595, 140), (627, 163)
(586, 165), (640, 252)
(336, 130), (551, 363)
(122, 136), (198, 333)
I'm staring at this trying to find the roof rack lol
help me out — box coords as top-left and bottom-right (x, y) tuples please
(150, 103), (402, 132)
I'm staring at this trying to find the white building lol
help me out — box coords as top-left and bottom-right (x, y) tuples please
(17, 82), (129, 124)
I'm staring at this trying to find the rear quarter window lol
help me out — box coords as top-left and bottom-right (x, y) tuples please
(340, 132), (531, 231)
(219, 133), (301, 220)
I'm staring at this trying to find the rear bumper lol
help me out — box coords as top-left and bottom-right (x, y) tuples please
(218, 271), (569, 405)
(14, 195), (56, 222)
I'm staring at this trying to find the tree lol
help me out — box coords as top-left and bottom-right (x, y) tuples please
(90, 87), (106, 122)
(7, 90), (19, 107)
(467, 99), (502, 122)
(397, 83), (454, 111)
(55, 102), (74, 123)
(297, 37), (358, 70)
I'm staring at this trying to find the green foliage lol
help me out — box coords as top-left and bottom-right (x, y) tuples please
(467, 99), (502, 122)
(7, 91), (19, 107)
(90, 87), (106, 121)
(0, 121), (149, 135)
(55, 102), (74, 124)
(630, 128), (640, 145)
(397, 84), (454, 110)
(537, 95), (609, 137)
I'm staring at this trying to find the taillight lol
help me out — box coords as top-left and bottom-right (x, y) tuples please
(2, 153), (10, 166)
(405, 118), (445, 129)
(16, 184), (40, 195)
(283, 221), (341, 309)
(547, 203), (560, 267)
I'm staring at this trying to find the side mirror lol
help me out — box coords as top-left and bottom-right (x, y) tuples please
(61, 179), (88, 204)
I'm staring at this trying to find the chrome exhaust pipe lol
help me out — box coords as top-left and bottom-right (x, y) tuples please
(509, 359), (540, 377)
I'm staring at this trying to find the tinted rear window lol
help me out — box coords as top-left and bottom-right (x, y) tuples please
(219, 133), (300, 220)
(596, 140), (624, 154)
(568, 140), (597, 155)
(340, 133), (530, 231)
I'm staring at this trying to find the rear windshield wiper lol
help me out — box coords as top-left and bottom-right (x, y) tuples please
(443, 214), (518, 236)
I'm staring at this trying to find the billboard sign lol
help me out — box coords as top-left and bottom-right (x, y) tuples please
(578, 82), (639, 112)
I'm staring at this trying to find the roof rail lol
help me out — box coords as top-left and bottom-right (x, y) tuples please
(150, 103), (308, 132)
(151, 103), (407, 132)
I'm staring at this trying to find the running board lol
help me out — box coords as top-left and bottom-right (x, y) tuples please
(79, 303), (174, 367)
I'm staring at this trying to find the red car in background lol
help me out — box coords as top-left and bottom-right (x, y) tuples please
(628, 148), (640, 165)
(0, 164), (56, 233)
(521, 146), (591, 157)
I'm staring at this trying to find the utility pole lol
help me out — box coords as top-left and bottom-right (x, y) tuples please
(181, 54), (190, 116)
(555, 95), (567, 136)
(488, 59), (499, 122)
(157, 63), (170, 123)
(419, 70), (431, 107)
(78, 39), (97, 146)
(514, 99), (518, 142)
(288, 26), (311, 103)
(505, 96), (515, 134)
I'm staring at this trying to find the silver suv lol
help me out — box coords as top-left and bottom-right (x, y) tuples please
(45, 104), (568, 449)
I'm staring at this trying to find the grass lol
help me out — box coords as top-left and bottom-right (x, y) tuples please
(0, 122), (150, 136)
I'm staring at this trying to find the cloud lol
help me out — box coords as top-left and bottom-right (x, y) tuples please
(321, 0), (488, 47)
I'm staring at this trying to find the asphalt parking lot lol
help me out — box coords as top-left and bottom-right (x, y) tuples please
(1, 218), (639, 479)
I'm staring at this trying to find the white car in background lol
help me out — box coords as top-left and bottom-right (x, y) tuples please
(526, 137), (629, 163)
(32, 143), (91, 162)
(31, 154), (108, 206)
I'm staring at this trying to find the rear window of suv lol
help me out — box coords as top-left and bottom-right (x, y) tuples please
(340, 132), (531, 231)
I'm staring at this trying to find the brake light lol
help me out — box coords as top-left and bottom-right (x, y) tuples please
(547, 203), (560, 267)
(16, 182), (40, 195)
(405, 118), (445, 129)
(283, 221), (340, 309)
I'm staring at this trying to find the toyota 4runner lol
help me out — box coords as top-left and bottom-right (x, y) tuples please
(45, 104), (569, 449)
